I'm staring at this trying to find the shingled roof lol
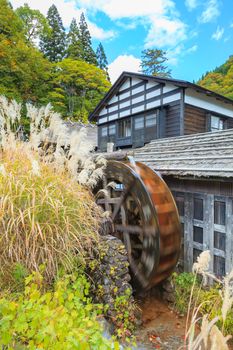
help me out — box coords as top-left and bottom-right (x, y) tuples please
(133, 128), (233, 179)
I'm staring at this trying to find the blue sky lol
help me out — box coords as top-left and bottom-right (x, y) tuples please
(11, 0), (233, 83)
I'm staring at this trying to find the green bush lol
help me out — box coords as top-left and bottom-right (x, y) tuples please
(172, 272), (233, 336)
(172, 272), (200, 314)
(0, 271), (120, 349)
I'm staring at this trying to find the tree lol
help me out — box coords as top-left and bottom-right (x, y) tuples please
(40, 4), (66, 62)
(49, 59), (111, 120)
(140, 49), (171, 78)
(15, 4), (49, 45)
(0, 0), (52, 103)
(198, 55), (233, 101)
(96, 42), (109, 80)
(78, 13), (97, 65)
(0, 0), (23, 39)
(66, 18), (83, 59)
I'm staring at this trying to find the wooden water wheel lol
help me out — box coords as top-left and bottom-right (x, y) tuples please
(95, 158), (181, 290)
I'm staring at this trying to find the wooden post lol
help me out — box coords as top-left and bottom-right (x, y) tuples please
(204, 194), (214, 274)
(225, 197), (233, 274)
(184, 192), (193, 271)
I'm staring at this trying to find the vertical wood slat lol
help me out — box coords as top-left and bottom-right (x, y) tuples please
(184, 192), (193, 271)
(225, 197), (233, 274)
(204, 194), (214, 274)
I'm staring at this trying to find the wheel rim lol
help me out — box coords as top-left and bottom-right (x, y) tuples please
(96, 160), (160, 288)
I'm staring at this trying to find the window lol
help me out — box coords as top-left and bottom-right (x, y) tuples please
(145, 113), (157, 127)
(211, 116), (224, 131)
(214, 231), (225, 251)
(101, 126), (107, 137)
(214, 255), (225, 276)
(118, 119), (131, 138)
(193, 248), (202, 263)
(194, 198), (203, 221)
(135, 116), (144, 130)
(109, 124), (116, 135)
(193, 226), (203, 244)
(214, 201), (226, 225)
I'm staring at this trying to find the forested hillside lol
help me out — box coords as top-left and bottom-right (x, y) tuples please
(0, 0), (111, 121)
(197, 55), (233, 100)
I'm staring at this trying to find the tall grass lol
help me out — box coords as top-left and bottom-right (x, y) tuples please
(0, 144), (101, 288)
(180, 250), (233, 350)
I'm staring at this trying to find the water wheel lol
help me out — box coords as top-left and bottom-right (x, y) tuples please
(95, 159), (181, 290)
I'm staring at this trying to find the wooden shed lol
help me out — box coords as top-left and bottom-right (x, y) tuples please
(133, 128), (233, 277)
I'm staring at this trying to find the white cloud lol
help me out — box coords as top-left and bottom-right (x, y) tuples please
(199, 0), (220, 23)
(78, 0), (176, 19)
(145, 16), (187, 48)
(79, 1), (188, 53)
(186, 44), (198, 53)
(10, 0), (115, 40)
(108, 55), (141, 83)
(212, 26), (224, 40)
(230, 23), (233, 28)
(185, 0), (198, 11)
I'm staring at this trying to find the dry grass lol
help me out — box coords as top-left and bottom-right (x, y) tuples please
(181, 250), (233, 350)
(0, 144), (101, 288)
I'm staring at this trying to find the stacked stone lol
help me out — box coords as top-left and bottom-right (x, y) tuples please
(90, 234), (138, 332)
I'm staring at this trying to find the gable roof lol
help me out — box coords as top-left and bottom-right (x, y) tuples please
(133, 128), (233, 179)
(89, 71), (233, 121)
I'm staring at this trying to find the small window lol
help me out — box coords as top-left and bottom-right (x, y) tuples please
(145, 113), (157, 127)
(214, 201), (226, 225)
(134, 116), (144, 130)
(211, 116), (224, 131)
(194, 198), (203, 221)
(214, 231), (226, 251)
(118, 119), (131, 138)
(109, 124), (116, 135)
(101, 126), (108, 137)
(214, 255), (225, 276)
(193, 226), (203, 244)
(193, 248), (202, 263)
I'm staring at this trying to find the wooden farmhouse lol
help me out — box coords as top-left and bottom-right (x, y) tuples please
(89, 71), (233, 151)
(89, 71), (233, 278)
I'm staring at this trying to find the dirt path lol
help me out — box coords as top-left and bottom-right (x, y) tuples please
(135, 296), (187, 350)
(135, 295), (233, 350)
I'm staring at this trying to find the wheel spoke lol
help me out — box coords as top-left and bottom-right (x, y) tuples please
(111, 179), (135, 221)
(115, 224), (155, 235)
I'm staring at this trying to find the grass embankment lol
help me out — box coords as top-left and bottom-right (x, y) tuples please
(0, 145), (120, 349)
(0, 145), (100, 288)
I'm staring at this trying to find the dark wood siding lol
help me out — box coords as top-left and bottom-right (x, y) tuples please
(165, 176), (233, 197)
(165, 102), (181, 137)
(184, 104), (206, 135)
(226, 118), (233, 129)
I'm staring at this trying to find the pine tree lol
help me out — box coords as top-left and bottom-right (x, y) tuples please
(78, 13), (97, 65)
(96, 42), (109, 80)
(140, 49), (171, 78)
(67, 18), (83, 59)
(40, 4), (66, 62)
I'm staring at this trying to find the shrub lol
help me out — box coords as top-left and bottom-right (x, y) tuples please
(0, 145), (101, 289)
(0, 271), (120, 349)
(172, 272), (200, 314)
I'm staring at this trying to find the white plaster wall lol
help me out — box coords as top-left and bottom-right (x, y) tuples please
(132, 95), (145, 104)
(119, 79), (130, 91)
(185, 89), (233, 118)
(146, 100), (161, 109)
(163, 93), (181, 104)
(163, 83), (177, 93)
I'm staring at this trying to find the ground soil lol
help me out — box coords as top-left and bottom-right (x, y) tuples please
(135, 295), (233, 350)
(135, 296), (186, 349)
